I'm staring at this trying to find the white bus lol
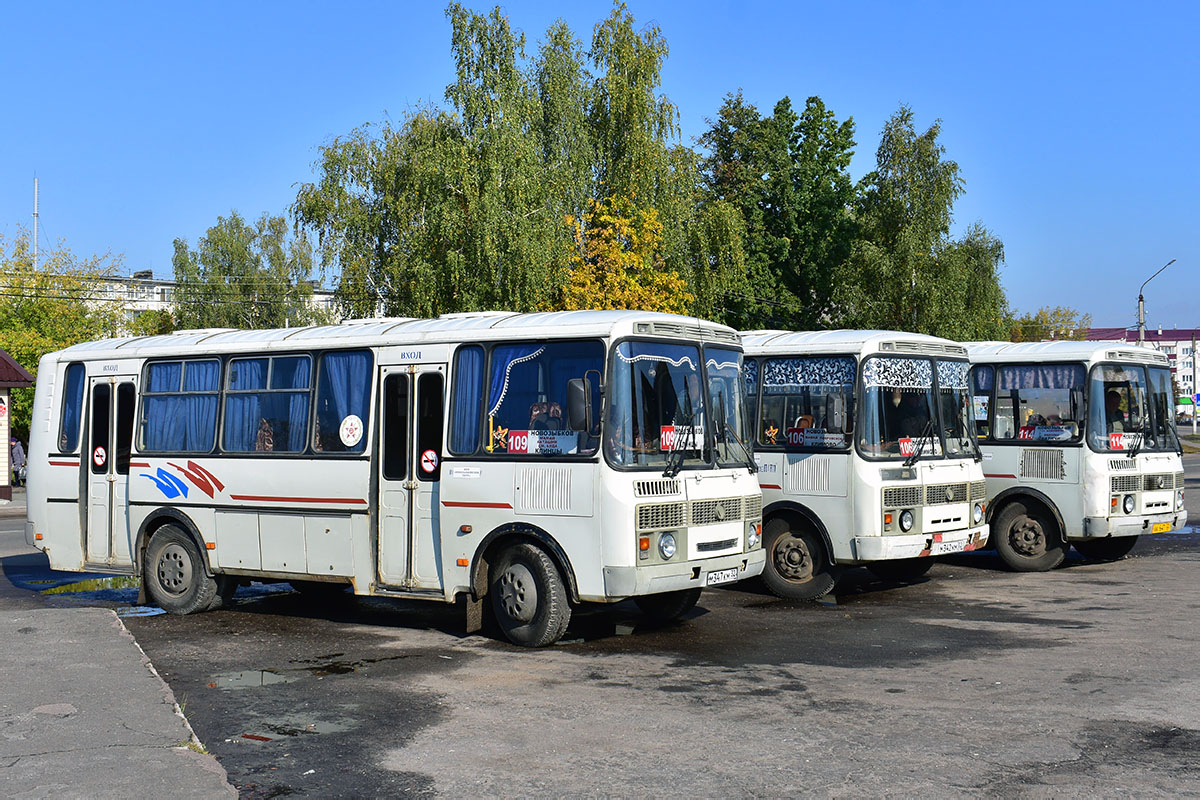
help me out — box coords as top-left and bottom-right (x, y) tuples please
(741, 331), (990, 599)
(967, 340), (1187, 570)
(25, 311), (764, 647)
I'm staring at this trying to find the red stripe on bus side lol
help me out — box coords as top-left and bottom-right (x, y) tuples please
(228, 494), (368, 505)
(442, 501), (514, 509)
(760, 484), (782, 490)
(49, 460), (80, 467)
(984, 473), (1017, 479)
(129, 462), (150, 468)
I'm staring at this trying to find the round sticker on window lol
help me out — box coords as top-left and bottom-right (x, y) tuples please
(421, 449), (438, 473)
(339, 415), (364, 447)
(93, 446), (107, 468)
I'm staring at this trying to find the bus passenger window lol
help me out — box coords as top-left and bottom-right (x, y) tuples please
(314, 350), (373, 454)
(59, 363), (86, 452)
(449, 346), (483, 455)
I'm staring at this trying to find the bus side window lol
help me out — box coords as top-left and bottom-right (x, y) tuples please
(59, 363), (86, 453)
(449, 346), (483, 455)
(417, 373), (444, 481)
(382, 374), (409, 481)
(314, 350), (373, 453)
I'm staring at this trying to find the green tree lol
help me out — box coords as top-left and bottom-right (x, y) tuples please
(0, 232), (123, 438)
(173, 211), (321, 330)
(1008, 305), (1093, 342)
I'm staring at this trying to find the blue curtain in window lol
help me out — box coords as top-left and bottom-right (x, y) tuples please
(998, 364), (1084, 391)
(228, 359), (266, 390)
(223, 394), (261, 452)
(147, 362), (181, 392)
(452, 346), (483, 453)
(61, 364), (86, 451)
(285, 358), (310, 452)
(144, 396), (184, 451)
(321, 351), (372, 452)
(972, 365), (994, 392)
(487, 345), (545, 417)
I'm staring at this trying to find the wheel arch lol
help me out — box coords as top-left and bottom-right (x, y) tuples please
(135, 508), (215, 579)
(987, 487), (1067, 538)
(469, 523), (580, 604)
(764, 500), (836, 566)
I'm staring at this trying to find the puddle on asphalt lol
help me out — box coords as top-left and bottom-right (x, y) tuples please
(208, 670), (301, 689)
(40, 576), (141, 595)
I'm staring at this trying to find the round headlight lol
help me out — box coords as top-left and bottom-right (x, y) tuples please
(659, 532), (677, 560)
(899, 510), (914, 532)
(1122, 494), (1135, 514)
(748, 523), (760, 549)
(972, 503), (984, 524)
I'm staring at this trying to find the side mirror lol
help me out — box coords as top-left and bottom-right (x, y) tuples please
(567, 378), (591, 431)
(826, 394), (845, 433)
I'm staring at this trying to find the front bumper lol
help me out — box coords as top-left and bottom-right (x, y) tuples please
(1081, 510), (1187, 539)
(600, 549), (766, 600)
(852, 526), (990, 562)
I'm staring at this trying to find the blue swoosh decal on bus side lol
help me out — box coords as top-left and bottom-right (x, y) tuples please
(140, 468), (190, 499)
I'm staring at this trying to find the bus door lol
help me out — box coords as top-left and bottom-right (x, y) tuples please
(85, 377), (137, 567)
(377, 364), (446, 591)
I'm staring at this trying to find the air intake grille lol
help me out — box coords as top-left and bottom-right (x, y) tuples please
(1144, 473), (1174, 491)
(744, 494), (763, 521)
(637, 502), (686, 532)
(696, 538), (739, 553)
(1109, 459), (1136, 471)
(926, 483), (968, 505)
(634, 479), (680, 497)
(1020, 449), (1066, 480)
(691, 497), (743, 526)
(969, 481), (988, 501)
(1177, 472), (1187, 489)
(883, 486), (922, 508)
(1111, 475), (1140, 493)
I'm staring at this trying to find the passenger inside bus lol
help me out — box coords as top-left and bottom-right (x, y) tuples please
(1105, 389), (1126, 432)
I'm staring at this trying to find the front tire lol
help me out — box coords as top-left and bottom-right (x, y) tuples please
(993, 500), (1067, 572)
(866, 557), (935, 582)
(634, 588), (702, 624)
(144, 525), (217, 615)
(489, 543), (571, 647)
(761, 517), (840, 600)
(1074, 536), (1138, 562)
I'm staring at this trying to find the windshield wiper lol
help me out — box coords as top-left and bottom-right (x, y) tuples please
(1127, 420), (1148, 459)
(721, 418), (758, 474)
(663, 408), (698, 478)
(903, 419), (936, 468)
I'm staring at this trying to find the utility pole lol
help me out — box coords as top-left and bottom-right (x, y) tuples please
(32, 178), (39, 269)
(1138, 258), (1177, 346)
(1193, 332), (1197, 436)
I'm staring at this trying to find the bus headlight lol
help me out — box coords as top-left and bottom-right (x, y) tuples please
(899, 510), (914, 532)
(1177, 490), (1185, 509)
(1122, 494), (1135, 514)
(659, 532), (677, 560)
(972, 503), (984, 525)
(747, 523), (761, 550)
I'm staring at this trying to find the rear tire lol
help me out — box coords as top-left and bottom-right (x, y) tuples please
(144, 525), (217, 615)
(866, 557), (935, 582)
(1074, 536), (1138, 562)
(761, 517), (840, 600)
(993, 500), (1067, 572)
(634, 588), (702, 624)
(489, 543), (571, 647)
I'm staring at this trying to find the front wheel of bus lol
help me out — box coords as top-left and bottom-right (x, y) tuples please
(635, 588), (702, 624)
(1074, 536), (1138, 562)
(145, 525), (217, 615)
(490, 543), (572, 647)
(993, 500), (1067, 572)
(761, 517), (839, 600)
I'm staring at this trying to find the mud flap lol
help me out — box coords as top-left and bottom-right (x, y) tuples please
(464, 594), (484, 634)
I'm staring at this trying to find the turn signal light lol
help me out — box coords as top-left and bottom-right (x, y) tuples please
(639, 536), (651, 551)
(884, 513), (893, 525)
(34, 533), (42, 541)
(456, 558), (469, 566)
(1111, 496), (1119, 509)
(205, 542), (216, 550)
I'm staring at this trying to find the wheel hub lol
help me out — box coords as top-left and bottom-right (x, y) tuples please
(774, 535), (814, 582)
(498, 563), (537, 623)
(1009, 515), (1046, 557)
(157, 543), (193, 596)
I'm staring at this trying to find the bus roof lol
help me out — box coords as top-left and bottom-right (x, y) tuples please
(51, 310), (741, 361)
(740, 329), (967, 358)
(965, 340), (1168, 366)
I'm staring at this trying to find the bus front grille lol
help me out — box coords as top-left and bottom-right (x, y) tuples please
(744, 494), (763, 522)
(691, 498), (743, 526)
(1143, 473), (1174, 491)
(969, 481), (988, 502)
(925, 483), (968, 505)
(1177, 472), (1187, 489)
(634, 479), (681, 497)
(1111, 475), (1140, 493)
(883, 486), (922, 509)
(696, 538), (739, 553)
(637, 502), (686, 532)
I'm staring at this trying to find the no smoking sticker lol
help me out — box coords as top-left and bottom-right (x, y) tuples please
(93, 446), (107, 468)
(420, 449), (438, 473)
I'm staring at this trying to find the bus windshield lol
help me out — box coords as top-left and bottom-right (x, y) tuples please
(706, 348), (753, 469)
(936, 360), (975, 456)
(605, 341), (716, 470)
(859, 356), (937, 459)
(1090, 363), (1179, 453)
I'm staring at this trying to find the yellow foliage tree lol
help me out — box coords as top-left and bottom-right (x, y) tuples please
(555, 195), (693, 313)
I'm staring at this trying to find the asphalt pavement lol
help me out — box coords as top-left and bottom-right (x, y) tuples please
(0, 490), (236, 798)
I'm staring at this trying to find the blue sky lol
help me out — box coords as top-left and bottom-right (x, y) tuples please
(2, 1), (1196, 328)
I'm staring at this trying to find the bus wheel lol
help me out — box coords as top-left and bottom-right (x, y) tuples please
(490, 543), (571, 647)
(761, 517), (839, 600)
(1074, 536), (1138, 562)
(634, 588), (702, 624)
(145, 525), (217, 615)
(866, 558), (934, 582)
(993, 501), (1067, 572)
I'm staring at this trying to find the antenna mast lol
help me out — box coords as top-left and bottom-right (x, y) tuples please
(32, 178), (39, 269)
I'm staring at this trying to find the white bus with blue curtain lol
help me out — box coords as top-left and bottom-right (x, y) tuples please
(25, 311), (763, 647)
(967, 341), (1186, 571)
(741, 331), (990, 599)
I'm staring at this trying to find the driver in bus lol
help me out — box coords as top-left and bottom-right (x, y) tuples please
(1105, 389), (1126, 432)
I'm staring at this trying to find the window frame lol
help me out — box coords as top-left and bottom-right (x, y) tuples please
(138, 357), (223, 455)
(974, 360), (1088, 448)
(57, 361), (87, 454)
(751, 353), (857, 454)
(220, 354), (314, 455)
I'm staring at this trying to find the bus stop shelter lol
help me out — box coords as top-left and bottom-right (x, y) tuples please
(0, 349), (35, 502)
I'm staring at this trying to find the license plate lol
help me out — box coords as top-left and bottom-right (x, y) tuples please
(931, 539), (967, 556)
(706, 567), (740, 586)
(1152, 522), (1172, 534)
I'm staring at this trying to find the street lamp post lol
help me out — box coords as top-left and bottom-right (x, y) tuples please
(1138, 258), (1176, 347)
